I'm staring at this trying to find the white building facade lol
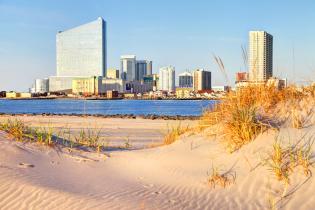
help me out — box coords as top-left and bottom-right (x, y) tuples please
(249, 31), (273, 82)
(34, 78), (49, 93)
(49, 76), (75, 93)
(120, 55), (136, 81)
(159, 66), (175, 92)
(102, 78), (126, 93)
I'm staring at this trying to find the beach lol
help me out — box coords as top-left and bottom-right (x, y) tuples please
(0, 115), (195, 149)
(0, 112), (315, 209)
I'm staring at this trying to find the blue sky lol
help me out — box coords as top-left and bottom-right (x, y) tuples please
(0, 0), (315, 91)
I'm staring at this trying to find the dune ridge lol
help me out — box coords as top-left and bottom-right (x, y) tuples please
(1, 117), (315, 210)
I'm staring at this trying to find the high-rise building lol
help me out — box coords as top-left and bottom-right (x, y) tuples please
(146, 61), (153, 75)
(193, 69), (211, 92)
(159, 66), (175, 92)
(107, 68), (120, 79)
(56, 17), (107, 77)
(136, 60), (147, 81)
(179, 71), (193, 87)
(249, 31), (273, 82)
(120, 55), (136, 81)
(135, 60), (153, 81)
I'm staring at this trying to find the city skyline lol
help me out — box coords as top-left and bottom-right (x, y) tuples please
(1, 0), (315, 91)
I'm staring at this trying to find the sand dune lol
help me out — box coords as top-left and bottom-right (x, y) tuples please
(0, 116), (315, 209)
(0, 120), (315, 209)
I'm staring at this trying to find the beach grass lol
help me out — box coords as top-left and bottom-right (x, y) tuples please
(200, 85), (314, 152)
(0, 119), (55, 146)
(0, 119), (108, 151)
(163, 123), (190, 145)
(264, 134), (314, 185)
(207, 165), (236, 188)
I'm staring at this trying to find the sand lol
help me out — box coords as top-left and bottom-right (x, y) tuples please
(0, 115), (315, 209)
(0, 115), (195, 149)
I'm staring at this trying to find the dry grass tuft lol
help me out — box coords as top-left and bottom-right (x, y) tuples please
(0, 119), (55, 146)
(295, 140), (313, 176)
(267, 141), (290, 184)
(0, 119), (106, 150)
(74, 128), (102, 150)
(265, 135), (314, 184)
(163, 124), (190, 145)
(207, 165), (236, 188)
(275, 88), (315, 129)
(200, 85), (314, 152)
(0, 119), (26, 141)
(291, 108), (305, 129)
(224, 105), (268, 152)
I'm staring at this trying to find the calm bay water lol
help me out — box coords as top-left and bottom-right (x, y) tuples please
(0, 99), (217, 116)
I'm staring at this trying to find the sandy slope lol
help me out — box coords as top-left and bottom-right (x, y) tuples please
(0, 115), (194, 149)
(0, 120), (315, 209)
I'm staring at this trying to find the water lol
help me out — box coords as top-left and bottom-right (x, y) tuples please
(0, 99), (217, 116)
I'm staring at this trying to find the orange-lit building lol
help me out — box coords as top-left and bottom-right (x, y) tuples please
(235, 72), (248, 82)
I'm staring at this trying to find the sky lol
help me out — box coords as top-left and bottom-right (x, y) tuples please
(0, 0), (315, 91)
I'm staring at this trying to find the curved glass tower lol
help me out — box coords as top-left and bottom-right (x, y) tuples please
(56, 17), (107, 77)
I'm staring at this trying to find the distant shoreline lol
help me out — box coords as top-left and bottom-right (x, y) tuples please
(0, 113), (200, 120)
(0, 97), (219, 101)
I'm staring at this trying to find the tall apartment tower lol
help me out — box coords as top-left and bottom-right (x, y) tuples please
(136, 60), (147, 81)
(120, 55), (136, 81)
(179, 71), (193, 87)
(56, 17), (107, 77)
(159, 66), (175, 92)
(135, 60), (153, 81)
(193, 69), (211, 92)
(249, 31), (273, 82)
(146, 61), (153, 75)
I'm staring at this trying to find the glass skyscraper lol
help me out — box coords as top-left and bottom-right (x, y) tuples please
(136, 60), (147, 81)
(56, 17), (107, 77)
(179, 71), (193, 87)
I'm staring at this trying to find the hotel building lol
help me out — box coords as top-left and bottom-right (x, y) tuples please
(249, 31), (273, 82)
(120, 55), (136, 81)
(136, 60), (148, 81)
(159, 66), (175, 92)
(193, 69), (211, 92)
(50, 17), (107, 92)
(179, 71), (193, 87)
(56, 17), (106, 77)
